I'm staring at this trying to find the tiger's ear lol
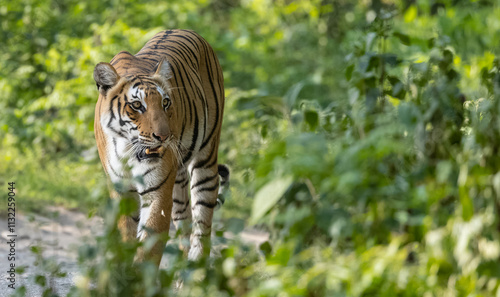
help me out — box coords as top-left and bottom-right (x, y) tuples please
(93, 62), (120, 95)
(153, 58), (171, 79)
(152, 58), (171, 92)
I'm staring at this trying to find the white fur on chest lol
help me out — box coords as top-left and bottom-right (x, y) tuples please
(100, 116), (161, 193)
(105, 136), (164, 192)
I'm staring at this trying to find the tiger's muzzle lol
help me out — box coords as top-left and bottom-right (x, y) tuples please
(137, 144), (165, 161)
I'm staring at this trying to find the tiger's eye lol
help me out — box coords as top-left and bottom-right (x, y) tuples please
(131, 101), (142, 109)
(163, 98), (171, 109)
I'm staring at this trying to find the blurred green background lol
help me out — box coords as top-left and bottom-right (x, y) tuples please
(3, 0), (500, 295)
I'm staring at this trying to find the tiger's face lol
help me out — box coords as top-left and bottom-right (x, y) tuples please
(94, 60), (180, 163)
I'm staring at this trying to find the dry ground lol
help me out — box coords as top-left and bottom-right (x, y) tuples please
(0, 207), (267, 297)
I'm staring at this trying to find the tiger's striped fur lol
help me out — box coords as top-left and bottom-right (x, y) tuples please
(93, 29), (228, 265)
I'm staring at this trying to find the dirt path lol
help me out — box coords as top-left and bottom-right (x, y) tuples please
(0, 207), (268, 297)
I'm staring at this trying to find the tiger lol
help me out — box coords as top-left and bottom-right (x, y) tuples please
(93, 29), (229, 265)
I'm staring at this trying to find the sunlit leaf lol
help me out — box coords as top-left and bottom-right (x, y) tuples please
(284, 82), (305, 112)
(250, 176), (293, 224)
(404, 6), (417, 23)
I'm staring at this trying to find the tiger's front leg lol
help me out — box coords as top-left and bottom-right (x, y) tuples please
(188, 164), (219, 260)
(172, 167), (193, 255)
(116, 192), (140, 242)
(135, 168), (176, 266)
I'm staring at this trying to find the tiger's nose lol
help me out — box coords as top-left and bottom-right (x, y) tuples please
(152, 133), (168, 142)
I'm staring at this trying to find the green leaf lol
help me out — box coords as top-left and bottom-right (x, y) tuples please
(345, 64), (354, 81)
(380, 54), (400, 66)
(268, 245), (292, 266)
(260, 124), (268, 138)
(42, 288), (56, 297)
(222, 258), (236, 277)
(393, 32), (411, 46)
(259, 241), (273, 257)
(35, 275), (47, 287)
(459, 186), (473, 221)
(225, 217), (245, 234)
(250, 176), (293, 224)
(163, 244), (181, 256)
(30, 246), (42, 255)
(304, 109), (319, 131)
(388, 76), (406, 99)
(235, 96), (286, 117)
(404, 6), (417, 23)
(427, 37), (435, 48)
(119, 197), (138, 216)
(366, 87), (380, 110)
(348, 88), (360, 104)
(365, 32), (377, 51)
(284, 82), (305, 112)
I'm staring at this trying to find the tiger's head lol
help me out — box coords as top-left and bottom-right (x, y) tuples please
(93, 59), (180, 162)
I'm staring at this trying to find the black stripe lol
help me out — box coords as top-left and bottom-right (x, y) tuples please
(107, 160), (123, 178)
(194, 200), (217, 209)
(173, 216), (188, 221)
(138, 170), (172, 195)
(142, 167), (156, 177)
(191, 173), (218, 189)
(170, 56), (199, 122)
(108, 126), (126, 138)
(196, 183), (219, 193)
(169, 35), (200, 63)
(167, 61), (189, 149)
(180, 30), (202, 51)
(175, 200), (190, 214)
(111, 56), (132, 65)
(205, 150), (218, 170)
(166, 57), (200, 162)
(165, 42), (198, 69)
(176, 34), (201, 65)
(175, 178), (187, 184)
(191, 142), (217, 175)
(112, 138), (120, 159)
(117, 99), (126, 126)
(195, 220), (210, 227)
(162, 44), (194, 69)
(200, 41), (222, 150)
(133, 55), (159, 66)
(182, 151), (192, 164)
(107, 96), (118, 127)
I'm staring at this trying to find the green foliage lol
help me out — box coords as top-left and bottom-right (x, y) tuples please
(4, 0), (500, 296)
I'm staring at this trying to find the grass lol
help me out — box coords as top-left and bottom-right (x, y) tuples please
(0, 146), (106, 214)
